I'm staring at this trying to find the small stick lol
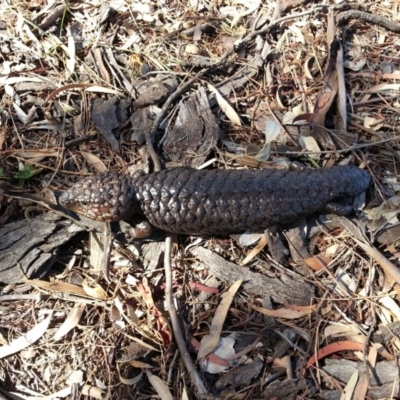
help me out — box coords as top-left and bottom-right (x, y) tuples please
(164, 235), (208, 395)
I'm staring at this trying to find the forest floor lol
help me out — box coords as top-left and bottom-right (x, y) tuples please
(0, 0), (400, 399)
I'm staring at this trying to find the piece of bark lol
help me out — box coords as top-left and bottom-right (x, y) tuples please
(372, 321), (400, 343)
(133, 75), (178, 108)
(141, 241), (165, 272)
(191, 247), (314, 306)
(91, 96), (124, 153)
(261, 378), (308, 399)
(322, 359), (399, 399)
(163, 87), (219, 168)
(214, 359), (264, 390)
(376, 224), (400, 245)
(0, 213), (84, 284)
(284, 224), (311, 276)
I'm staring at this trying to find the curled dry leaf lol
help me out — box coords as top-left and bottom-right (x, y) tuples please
(117, 365), (143, 385)
(208, 84), (242, 126)
(82, 279), (109, 300)
(53, 303), (85, 341)
(252, 304), (316, 319)
(127, 360), (153, 369)
(305, 340), (366, 370)
(200, 336), (235, 374)
(363, 115), (384, 131)
(190, 337), (231, 369)
(197, 279), (242, 359)
(304, 255), (331, 271)
(298, 136), (321, 160)
(254, 119), (281, 161)
(379, 295), (400, 321)
(80, 151), (107, 172)
(304, 57), (320, 80)
(0, 313), (52, 359)
(146, 371), (174, 400)
(343, 34), (366, 72)
(341, 370), (359, 400)
(241, 234), (268, 265)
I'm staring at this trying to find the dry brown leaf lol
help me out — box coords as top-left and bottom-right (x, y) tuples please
(24, 278), (89, 297)
(364, 115), (384, 130)
(341, 370), (359, 400)
(298, 136), (321, 160)
(304, 255), (331, 271)
(117, 365), (143, 385)
(198, 279), (242, 359)
(146, 371), (173, 400)
(0, 61), (11, 85)
(16, 150), (59, 158)
(324, 324), (361, 340)
(379, 296), (400, 320)
(208, 84), (242, 126)
(353, 343), (379, 400)
(241, 234), (268, 265)
(46, 83), (122, 102)
(88, 231), (105, 273)
(190, 336), (231, 367)
(81, 151), (107, 172)
(82, 279), (109, 300)
(0, 313), (52, 359)
(127, 360), (153, 369)
(252, 304), (315, 319)
(121, 333), (160, 353)
(305, 340), (366, 370)
(81, 385), (109, 399)
(53, 303), (85, 341)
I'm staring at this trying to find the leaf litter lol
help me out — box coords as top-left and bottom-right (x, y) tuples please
(0, 0), (400, 399)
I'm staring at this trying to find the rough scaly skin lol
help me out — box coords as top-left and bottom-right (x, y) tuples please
(59, 166), (371, 235)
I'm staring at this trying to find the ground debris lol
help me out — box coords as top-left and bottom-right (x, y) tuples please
(0, 0), (400, 398)
(214, 359), (263, 390)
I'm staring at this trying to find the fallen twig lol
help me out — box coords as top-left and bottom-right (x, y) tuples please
(164, 235), (208, 396)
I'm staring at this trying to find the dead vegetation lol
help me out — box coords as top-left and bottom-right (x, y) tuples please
(0, 0), (400, 399)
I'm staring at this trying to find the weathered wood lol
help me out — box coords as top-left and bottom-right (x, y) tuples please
(141, 241), (165, 272)
(261, 378), (308, 398)
(163, 87), (219, 168)
(214, 359), (264, 390)
(322, 359), (399, 399)
(0, 213), (84, 284)
(191, 247), (315, 306)
(372, 321), (400, 343)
